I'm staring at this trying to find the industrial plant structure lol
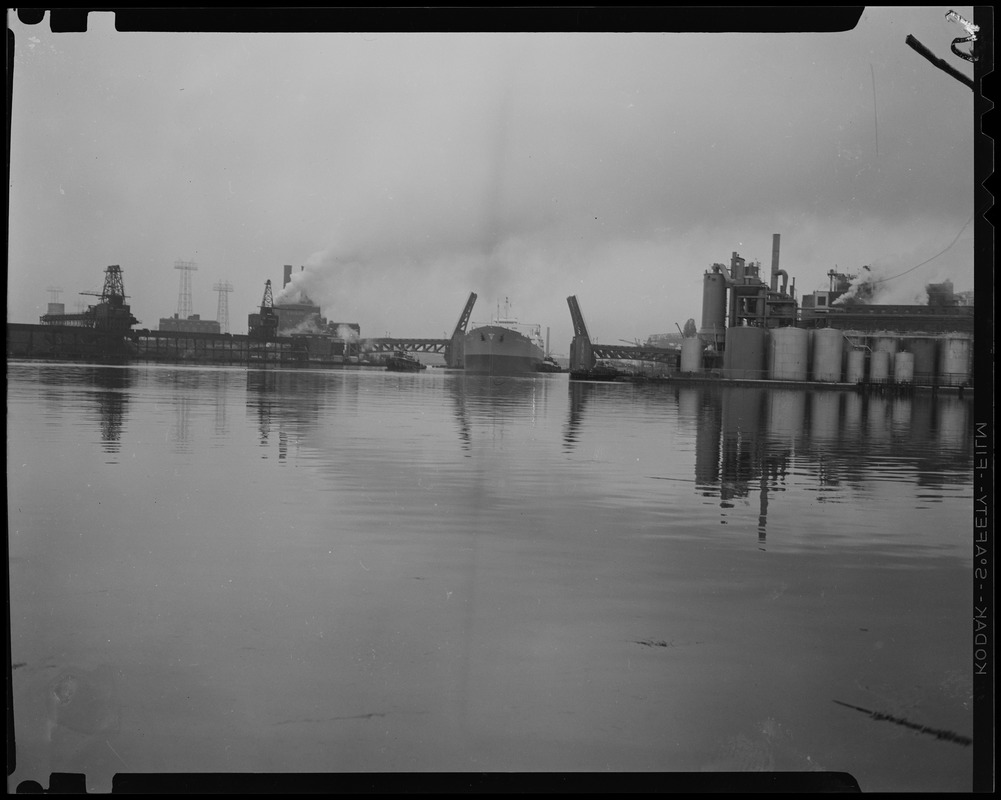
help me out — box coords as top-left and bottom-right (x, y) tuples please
(682, 234), (973, 388)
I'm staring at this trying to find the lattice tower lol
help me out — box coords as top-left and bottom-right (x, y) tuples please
(213, 280), (233, 334)
(174, 259), (198, 318)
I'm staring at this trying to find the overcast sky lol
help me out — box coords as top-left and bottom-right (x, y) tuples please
(8, 8), (978, 352)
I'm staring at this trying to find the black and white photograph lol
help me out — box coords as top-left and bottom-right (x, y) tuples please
(6, 7), (992, 793)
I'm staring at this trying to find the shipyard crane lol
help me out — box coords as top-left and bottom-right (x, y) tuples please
(249, 279), (279, 340)
(74, 265), (139, 331)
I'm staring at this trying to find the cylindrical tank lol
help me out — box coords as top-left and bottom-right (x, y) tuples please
(869, 349), (890, 383)
(872, 333), (898, 376)
(768, 326), (808, 381)
(908, 337), (938, 386)
(723, 326), (766, 380)
(845, 348), (867, 384)
(680, 337), (704, 373)
(940, 335), (972, 386)
(893, 351), (915, 384)
(699, 271), (727, 344)
(811, 328), (844, 382)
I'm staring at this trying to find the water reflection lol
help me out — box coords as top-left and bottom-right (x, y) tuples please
(86, 367), (131, 454)
(563, 381), (626, 452)
(245, 369), (349, 460)
(686, 386), (972, 538)
(448, 373), (547, 449)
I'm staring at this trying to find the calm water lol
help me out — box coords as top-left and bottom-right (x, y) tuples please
(7, 361), (975, 791)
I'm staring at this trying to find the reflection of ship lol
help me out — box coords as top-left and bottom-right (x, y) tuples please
(448, 372), (546, 449)
(385, 351), (426, 372)
(464, 299), (544, 375)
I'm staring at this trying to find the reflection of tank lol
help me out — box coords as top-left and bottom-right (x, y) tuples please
(810, 391), (842, 440)
(867, 395), (890, 439)
(723, 327), (766, 379)
(767, 389), (805, 441)
(768, 326), (808, 381)
(694, 386), (723, 488)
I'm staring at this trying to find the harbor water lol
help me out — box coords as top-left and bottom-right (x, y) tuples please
(7, 362), (975, 791)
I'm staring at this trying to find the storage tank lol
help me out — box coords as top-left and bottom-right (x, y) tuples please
(811, 328), (844, 382)
(722, 326), (766, 379)
(699, 270), (728, 347)
(845, 348), (867, 384)
(680, 337), (704, 373)
(893, 351), (915, 384)
(872, 333), (898, 375)
(869, 349), (890, 383)
(940, 335), (972, 386)
(908, 337), (938, 386)
(768, 326), (808, 381)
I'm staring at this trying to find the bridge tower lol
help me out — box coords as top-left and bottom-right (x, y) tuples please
(444, 292), (477, 368)
(213, 280), (233, 334)
(174, 258), (198, 319)
(566, 295), (596, 373)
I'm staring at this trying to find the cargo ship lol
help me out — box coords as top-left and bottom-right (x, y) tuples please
(464, 299), (545, 375)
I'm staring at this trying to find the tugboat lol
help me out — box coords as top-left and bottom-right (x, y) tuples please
(385, 350), (426, 372)
(536, 354), (564, 373)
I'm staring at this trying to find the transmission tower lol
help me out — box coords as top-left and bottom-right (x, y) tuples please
(174, 259), (198, 319)
(213, 280), (234, 334)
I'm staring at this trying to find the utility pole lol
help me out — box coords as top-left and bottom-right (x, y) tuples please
(174, 258), (197, 319)
(213, 280), (233, 334)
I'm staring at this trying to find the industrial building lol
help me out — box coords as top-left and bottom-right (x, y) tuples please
(158, 314), (221, 334)
(685, 234), (974, 388)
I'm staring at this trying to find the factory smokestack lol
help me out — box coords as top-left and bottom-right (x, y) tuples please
(770, 233), (788, 294)
(283, 264), (293, 288)
(770, 234), (780, 292)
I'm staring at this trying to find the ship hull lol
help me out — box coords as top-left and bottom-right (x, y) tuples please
(464, 325), (543, 375)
